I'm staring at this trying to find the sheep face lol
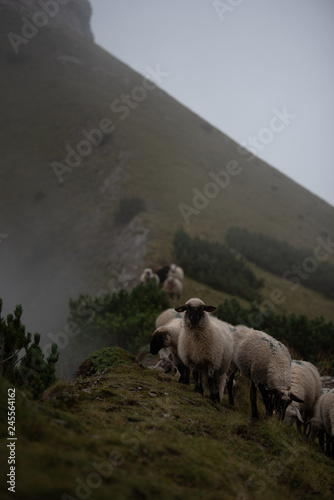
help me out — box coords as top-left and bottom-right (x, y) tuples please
(144, 269), (153, 278)
(150, 329), (169, 355)
(175, 300), (216, 328)
(272, 390), (304, 420)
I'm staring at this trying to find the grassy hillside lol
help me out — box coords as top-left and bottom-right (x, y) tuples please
(0, 0), (333, 347)
(1, 348), (333, 500)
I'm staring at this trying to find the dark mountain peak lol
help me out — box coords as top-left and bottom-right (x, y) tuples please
(1, 0), (93, 41)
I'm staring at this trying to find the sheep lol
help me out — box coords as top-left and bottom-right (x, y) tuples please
(155, 308), (184, 329)
(162, 276), (183, 303)
(283, 360), (322, 433)
(175, 297), (234, 402)
(140, 267), (159, 285)
(153, 265), (170, 285)
(150, 318), (190, 384)
(168, 263), (184, 281)
(228, 325), (302, 419)
(308, 392), (334, 458)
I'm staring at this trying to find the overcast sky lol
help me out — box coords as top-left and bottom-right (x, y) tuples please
(90, 0), (334, 207)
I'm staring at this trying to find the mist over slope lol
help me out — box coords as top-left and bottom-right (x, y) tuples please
(0, 0), (333, 352)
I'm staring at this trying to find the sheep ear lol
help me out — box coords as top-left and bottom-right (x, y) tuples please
(175, 306), (186, 312)
(295, 408), (304, 423)
(291, 393), (304, 404)
(203, 305), (216, 312)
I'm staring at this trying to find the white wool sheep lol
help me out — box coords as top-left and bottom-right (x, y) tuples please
(140, 267), (159, 285)
(162, 276), (183, 302)
(168, 263), (184, 281)
(150, 318), (190, 384)
(308, 392), (334, 458)
(228, 325), (301, 419)
(176, 297), (234, 402)
(284, 360), (322, 433)
(155, 308), (184, 329)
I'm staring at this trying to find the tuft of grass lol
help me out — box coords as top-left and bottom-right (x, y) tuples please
(74, 346), (136, 378)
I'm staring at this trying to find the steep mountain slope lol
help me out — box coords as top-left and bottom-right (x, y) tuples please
(0, 0), (333, 343)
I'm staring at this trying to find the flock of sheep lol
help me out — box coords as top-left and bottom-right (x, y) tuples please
(140, 264), (184, 302)
(149, 296), (334, 460)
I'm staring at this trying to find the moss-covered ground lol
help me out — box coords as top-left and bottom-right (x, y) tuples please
(1, 347), (333, 500)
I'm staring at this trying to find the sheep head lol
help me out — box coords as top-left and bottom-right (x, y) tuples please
(272, 389), (304, 420)
(175, 298), (216, 328)
(150, 328), (170, 355)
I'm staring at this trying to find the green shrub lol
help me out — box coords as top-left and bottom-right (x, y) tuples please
(74, 347), (135, 379)
(67, 281), (171, 372)
(173, 227), (263, 301)
(226, 227), (334, 299)
(0, 299), (59, 399)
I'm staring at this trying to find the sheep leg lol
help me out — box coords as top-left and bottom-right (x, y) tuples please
(193, 370), (203, 394)
(207, 369), (219, 401)
(201, 371), (211, 399)
(178, 364), (190, 385)
(258, 383), (273, 416)
(227, 372), (235, 405)
(250, 380), (259, 419)
(219, 373), (227, 403)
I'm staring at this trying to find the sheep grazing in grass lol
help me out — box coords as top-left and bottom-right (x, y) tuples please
(175, 298), (234, 402)
(150, 318), (190, 384)
(162, 276), (183, 303)
(228, 325), (302, 419)
(140, 267), (159, 286)
(308, 392), (334, 458)
(168, 263), (184, 281)
(284, 360), (322, 433)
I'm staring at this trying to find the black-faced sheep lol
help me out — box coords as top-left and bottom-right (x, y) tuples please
(175, 297), (234, 402)
(162, 276), (183, 303)
(308, 392), (334, 458)
(150, 318), (190, 384)
(168, 263), (184, 281)
(284, 360), (322, 433)
(228, 325), (302, 419)
(153, 265), (170, 285)
(140, 268), (159, 285)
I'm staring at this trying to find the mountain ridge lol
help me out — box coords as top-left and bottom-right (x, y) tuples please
(0, 0), (333, 342)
